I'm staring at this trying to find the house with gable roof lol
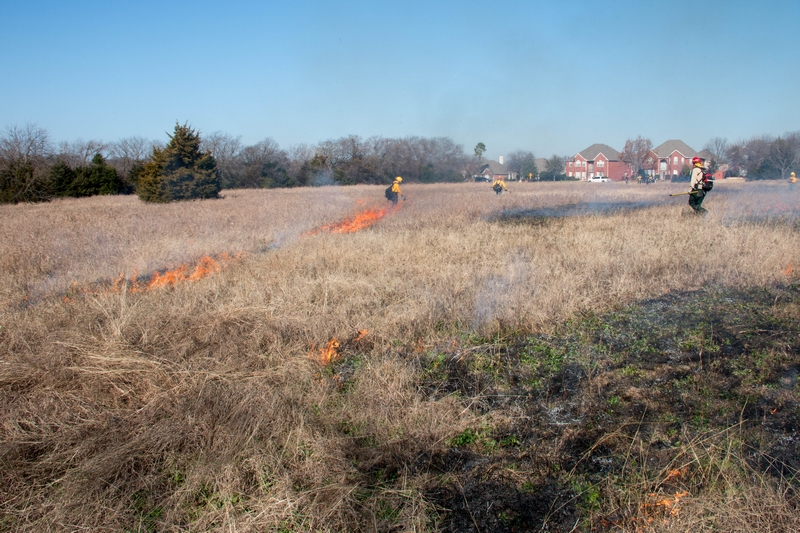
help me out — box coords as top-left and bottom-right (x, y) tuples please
(565, 143), (628, 181)
(646, 140), (698, 179)
(475, 157), (517, 182)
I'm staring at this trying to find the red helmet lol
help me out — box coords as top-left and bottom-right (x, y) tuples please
(692, 156), (703, 167)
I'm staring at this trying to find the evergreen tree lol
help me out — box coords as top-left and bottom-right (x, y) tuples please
(72, 154), (122, 197)
(49, 155), (121, 198)
(0, 162), (49, 203)
(137, 123), (220, 202)
(49, 161), (76, 197)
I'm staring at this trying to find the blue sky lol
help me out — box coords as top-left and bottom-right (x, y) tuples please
(1, 0), (798, 160)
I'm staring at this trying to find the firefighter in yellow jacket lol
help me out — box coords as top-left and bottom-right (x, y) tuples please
(491, 176), (508, 195)
(790, 171), (796, 191)
(386, 176), (405, 205)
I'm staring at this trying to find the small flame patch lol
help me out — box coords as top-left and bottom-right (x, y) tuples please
(56, 252), (243, 305)
(309, 330), (369, 367)
(306, 202), (400, 235)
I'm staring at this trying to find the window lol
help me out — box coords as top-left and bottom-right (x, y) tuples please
(673, 156), (678, 164)
(597, 160), (605, 167)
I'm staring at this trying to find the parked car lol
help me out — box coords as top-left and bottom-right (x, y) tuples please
(587, 176), (610, 182)
(474, 176), (491, 182)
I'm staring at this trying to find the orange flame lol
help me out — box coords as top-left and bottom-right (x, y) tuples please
(662, 466), (688, 483)
(57, 253), (242, 305)
(309, 330), (368, 367)
(307, 203), (400, 235)
(784, 263), (794, 276)
(146, 254), (225, 289)
(643, 491), (689, 516)
(313, 338), (341, 366)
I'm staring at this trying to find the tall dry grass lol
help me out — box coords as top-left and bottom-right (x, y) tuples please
(1, 180), (799, 531)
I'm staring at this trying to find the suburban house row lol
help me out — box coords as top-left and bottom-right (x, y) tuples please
(475, 140), (726, 183)
(565, 140), (724, 181)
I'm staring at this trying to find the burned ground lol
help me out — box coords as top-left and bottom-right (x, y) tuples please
(488, 200), (671, 224)
(328, 282), (800, 532)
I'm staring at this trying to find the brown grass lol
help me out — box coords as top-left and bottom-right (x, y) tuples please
(1, 180), (799, 531)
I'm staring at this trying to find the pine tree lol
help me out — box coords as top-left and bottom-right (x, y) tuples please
(73, 154), (122, 197)
(137, 123), (220, 203)
(49, 161), (76, 197)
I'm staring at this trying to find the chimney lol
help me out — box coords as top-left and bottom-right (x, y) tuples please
(499, 156), (504, 165)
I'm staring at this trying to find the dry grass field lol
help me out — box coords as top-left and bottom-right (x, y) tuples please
(1, 180), (799, 532)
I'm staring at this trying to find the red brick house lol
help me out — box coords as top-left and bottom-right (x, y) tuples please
(646, 140), (698, 179)
(565, 143), (628, 181)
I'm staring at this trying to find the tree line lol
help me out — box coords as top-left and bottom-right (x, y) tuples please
(1, 123), (503, 204)
(4, 122), (796, 204)
(705, 133), (800, 180)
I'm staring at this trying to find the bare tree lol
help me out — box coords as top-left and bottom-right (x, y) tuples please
(543, 155), (565, 181)
(765, 132), (800, 180)
(56, 139), (110, 167)
(201, 132), (242, 189)
(285, 143), (315, 179)
(238, 138), (289, 188)
(108, 136), (158, 178)
(506, 150), (538, 180)
(619, 136), (653, 178)
(703, 137), (729, 164)
(0, 123), (52, 163)
(0, 124), (53, 203)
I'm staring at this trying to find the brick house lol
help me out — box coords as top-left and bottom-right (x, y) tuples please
(565, 143), (628, 181)
(646, 140), (698, 179)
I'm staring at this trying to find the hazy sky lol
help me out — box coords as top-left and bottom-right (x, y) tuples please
(1, 0), (798, 160)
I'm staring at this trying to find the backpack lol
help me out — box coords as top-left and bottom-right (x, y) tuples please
(493, 183), (503, 193)
(385, 185), (396, 200)
(701, 173), (713, 192)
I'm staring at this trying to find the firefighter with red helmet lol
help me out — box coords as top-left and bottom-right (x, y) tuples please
(689, 156), (712, 214)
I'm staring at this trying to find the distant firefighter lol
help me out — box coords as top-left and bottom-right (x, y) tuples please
(491, 177), (508, 195)
(385, 176), (405, 204)
(790, 171), (796, 191)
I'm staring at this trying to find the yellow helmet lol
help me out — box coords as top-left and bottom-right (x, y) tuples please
(792, 172), (796, 177)
(394, 176), (402, 183)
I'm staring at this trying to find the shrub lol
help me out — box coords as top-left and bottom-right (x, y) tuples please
(137, 123), (220, 203)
